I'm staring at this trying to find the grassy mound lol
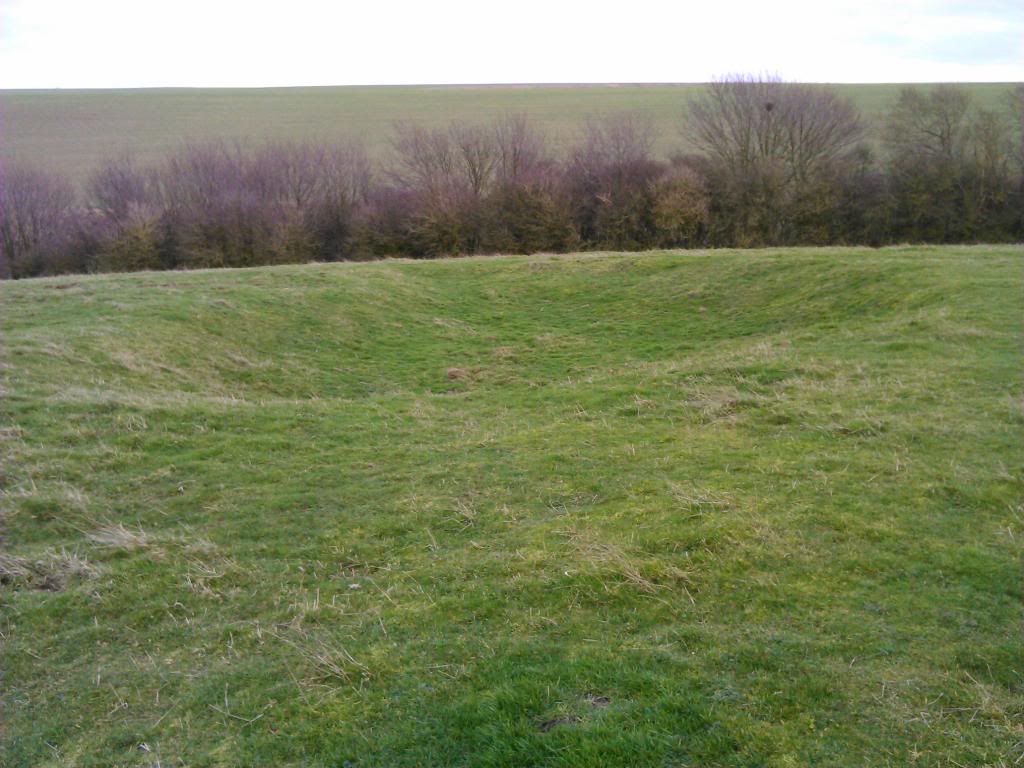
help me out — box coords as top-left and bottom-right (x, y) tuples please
(2, 246), (1021, 766)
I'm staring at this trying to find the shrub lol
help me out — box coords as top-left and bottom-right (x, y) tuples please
(485, 182), (576, 254)
(650, 164), (709, 247)
(95, 220), (164, 273)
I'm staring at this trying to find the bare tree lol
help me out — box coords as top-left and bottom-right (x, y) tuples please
(241, 140), (371, 212)
(566, 111), (660, 199)
(493, 113), (549, 182)
(87, 153), (157, 229)
(305, 142), (372, 260)
(321, 142), (373, 209)
(886, 85), (971, 164)
(685, 74), (864, 244)
(390, 120), (504, 204)
(0, 163), (79, 278)
(157, 141), (249, 220)
(689, 74), (863, 180)
(389, 122), (458, 203)
(449, 123), (498, 199)
(388, 120), (506, 254)
(250, 141), (326, 209)
(885, 84), (1017, 240)
(152, 141), (280, 267)
(573, 112), (656, 175)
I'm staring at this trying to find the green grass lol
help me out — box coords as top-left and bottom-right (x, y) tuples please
(1, 83), (1018, 183)
(1, 246), (1022, 767)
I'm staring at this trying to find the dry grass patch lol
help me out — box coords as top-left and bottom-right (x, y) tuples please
(668, 483), (734, 515)
(0, 425), (25, 442)
(184, 554), (238, 598)
(445, 367), (470, 381)
(433, 317), (477, 335)
(0, 549), (97, 591)
(450, 497), (477, 530)
(224, 350), (272, 369)
(271, 627), (371, 687)
(681, 386), (765, 422)
(561, 527), (693, 598)
(87, 522), (149, 551)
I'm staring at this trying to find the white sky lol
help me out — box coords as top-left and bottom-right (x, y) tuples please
(1, 0), (1021, 88)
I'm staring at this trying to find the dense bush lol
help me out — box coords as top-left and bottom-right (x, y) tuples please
(651, 163), (709, 247)
(2, 80), (1021, 278)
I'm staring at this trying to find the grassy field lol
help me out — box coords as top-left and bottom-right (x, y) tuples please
(1, 83), (1018, 183)
(2, 246), (1022, 766)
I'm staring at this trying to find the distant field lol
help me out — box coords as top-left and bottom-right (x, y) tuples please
(2, 246), (1021, 766)
(1, 83), (1018, 183)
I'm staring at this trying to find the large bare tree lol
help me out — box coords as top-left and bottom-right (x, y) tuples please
(684, 74), (864, 243)
(689, 74), (863, 184)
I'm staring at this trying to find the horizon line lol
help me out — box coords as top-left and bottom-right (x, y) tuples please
(2, 80), (1021, 92)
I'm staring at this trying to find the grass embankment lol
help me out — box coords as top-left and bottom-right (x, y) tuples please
(1, 246), (1022, 766)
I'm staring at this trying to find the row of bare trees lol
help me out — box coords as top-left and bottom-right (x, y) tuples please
(688, 77), (1023, 246)
(2, 77), (1022, 278)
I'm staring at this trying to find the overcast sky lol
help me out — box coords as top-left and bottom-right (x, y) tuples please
(1, 0), (1021, 88)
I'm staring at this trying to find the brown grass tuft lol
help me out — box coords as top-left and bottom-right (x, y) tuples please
(562, 528), (692, 597)
(271, 628), (370, 686)
(87, 523), (149, 551)
(0, 549), (98, 591)
(668, 483), (734, 515)
(446, 367), (469, 380)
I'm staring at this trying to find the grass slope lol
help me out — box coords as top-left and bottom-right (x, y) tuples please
(1, 246), (1022, 767)
(1, 83), (1018, 183)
